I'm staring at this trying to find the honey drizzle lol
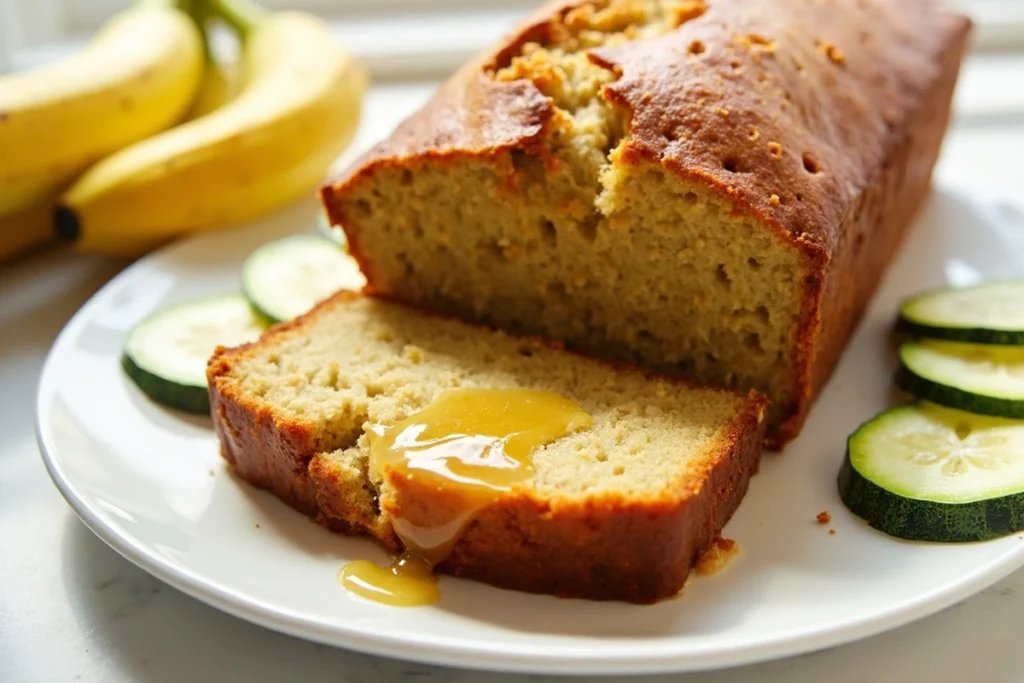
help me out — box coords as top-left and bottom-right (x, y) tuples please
(339, 388), (593, 607)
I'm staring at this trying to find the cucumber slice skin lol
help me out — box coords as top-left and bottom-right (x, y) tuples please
(895, 317), (1024, 346)
(243, 283), (285, 327)
(838, 449), (1024, 542)
(895, 281), (1024, 346)
(121, 294), (268, 415)
(121, 351), (210, 415)
(838, 403), (1024, 542)
(895, 362), (1024, 419)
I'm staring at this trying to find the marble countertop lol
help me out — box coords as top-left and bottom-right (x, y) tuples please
(3, 78), (1024, 683)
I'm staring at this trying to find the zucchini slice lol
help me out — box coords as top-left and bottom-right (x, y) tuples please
(896, 281), (1024, 345)
(242, 234), (366, 324)
(122, 294), (268, 414)
(838, 403), (1024, 542)
(896, 340), (1024, 419)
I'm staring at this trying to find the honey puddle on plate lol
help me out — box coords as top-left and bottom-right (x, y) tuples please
(338, 387), (593, 607)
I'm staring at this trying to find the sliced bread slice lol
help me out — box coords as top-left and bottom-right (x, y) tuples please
(207, 292), (767, 603)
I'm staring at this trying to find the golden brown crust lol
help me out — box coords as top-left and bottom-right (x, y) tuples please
(422, 391), (765, 602)
(207, 290), (367, 522)
(598, 0), (970, 447)
(207, 291), (767, 603)
(590, 0), (966, 250)
(788, 16), (972, 444)
(320, 0), (971, 449)
(308, 455), (400, 550)
(208, 360), (321, 518)
(321, 22), (557, 196)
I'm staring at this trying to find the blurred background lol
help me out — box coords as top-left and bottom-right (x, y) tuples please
(4, 0), (1024, 84)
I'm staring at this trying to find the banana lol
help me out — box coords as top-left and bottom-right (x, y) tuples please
(0, 0), (204, 217)
(0, 201), (56, 264)
(57, 0), (368, 256)
(185, 59), (243, 120)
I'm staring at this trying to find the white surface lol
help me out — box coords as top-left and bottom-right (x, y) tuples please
(3, 82), (1024, 683)
(31, 179), (1024, 675)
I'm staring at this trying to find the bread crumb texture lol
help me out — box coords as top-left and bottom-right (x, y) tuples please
(816, 509), (832, 524)
(694, 536), (740, 575)
(212, 296), (759, 542)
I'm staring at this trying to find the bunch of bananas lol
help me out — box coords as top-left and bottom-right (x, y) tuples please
(0, 0), (367, 261)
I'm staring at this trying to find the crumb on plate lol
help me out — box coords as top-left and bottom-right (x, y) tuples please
(695, 536), (740, 576)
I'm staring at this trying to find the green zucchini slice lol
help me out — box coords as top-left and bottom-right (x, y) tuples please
(838, 403), (1024, 542)
(896, 281), (1024, 345)
(242, 234), (366, 324)
(896, 340), (1024, 419)
(122, 294), (268, 414)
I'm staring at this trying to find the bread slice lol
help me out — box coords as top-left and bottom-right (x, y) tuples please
(207, 292), (767, 603)
(319, 0), (971, 448)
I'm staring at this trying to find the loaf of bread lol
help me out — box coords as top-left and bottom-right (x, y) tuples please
(319, 0), (972, 447)
(207, 292), (766, 602)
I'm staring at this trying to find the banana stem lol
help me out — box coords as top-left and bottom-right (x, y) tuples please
(135, 0), (184, 10)
(209, 0), (269, 40)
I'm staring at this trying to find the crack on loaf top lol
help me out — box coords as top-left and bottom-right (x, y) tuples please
(481, 1), (711, 223)
(486, 0), (707, 115)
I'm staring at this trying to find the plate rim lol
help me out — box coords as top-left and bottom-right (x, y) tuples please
(34, 197), (1024, 676)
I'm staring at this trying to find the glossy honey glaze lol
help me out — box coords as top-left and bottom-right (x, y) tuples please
(339, 388), (593, 607)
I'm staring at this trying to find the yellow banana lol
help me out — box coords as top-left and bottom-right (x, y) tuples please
(0, 201), (56, 264)
(58, 0), (368, 256)
(0, 0), (204, 217)
(186, 59), (243, 120)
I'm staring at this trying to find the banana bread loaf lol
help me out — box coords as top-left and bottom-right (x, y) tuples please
(207, 291), (766, 602)
(319, 0), (972, 447)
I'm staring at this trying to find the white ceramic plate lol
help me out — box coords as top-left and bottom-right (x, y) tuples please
(36, 187), (1024, 676)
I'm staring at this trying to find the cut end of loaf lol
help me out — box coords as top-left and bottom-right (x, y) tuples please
(329, 152), (806, 435)
(322, 0), (822, 442)
(322, 0), (971, 447)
